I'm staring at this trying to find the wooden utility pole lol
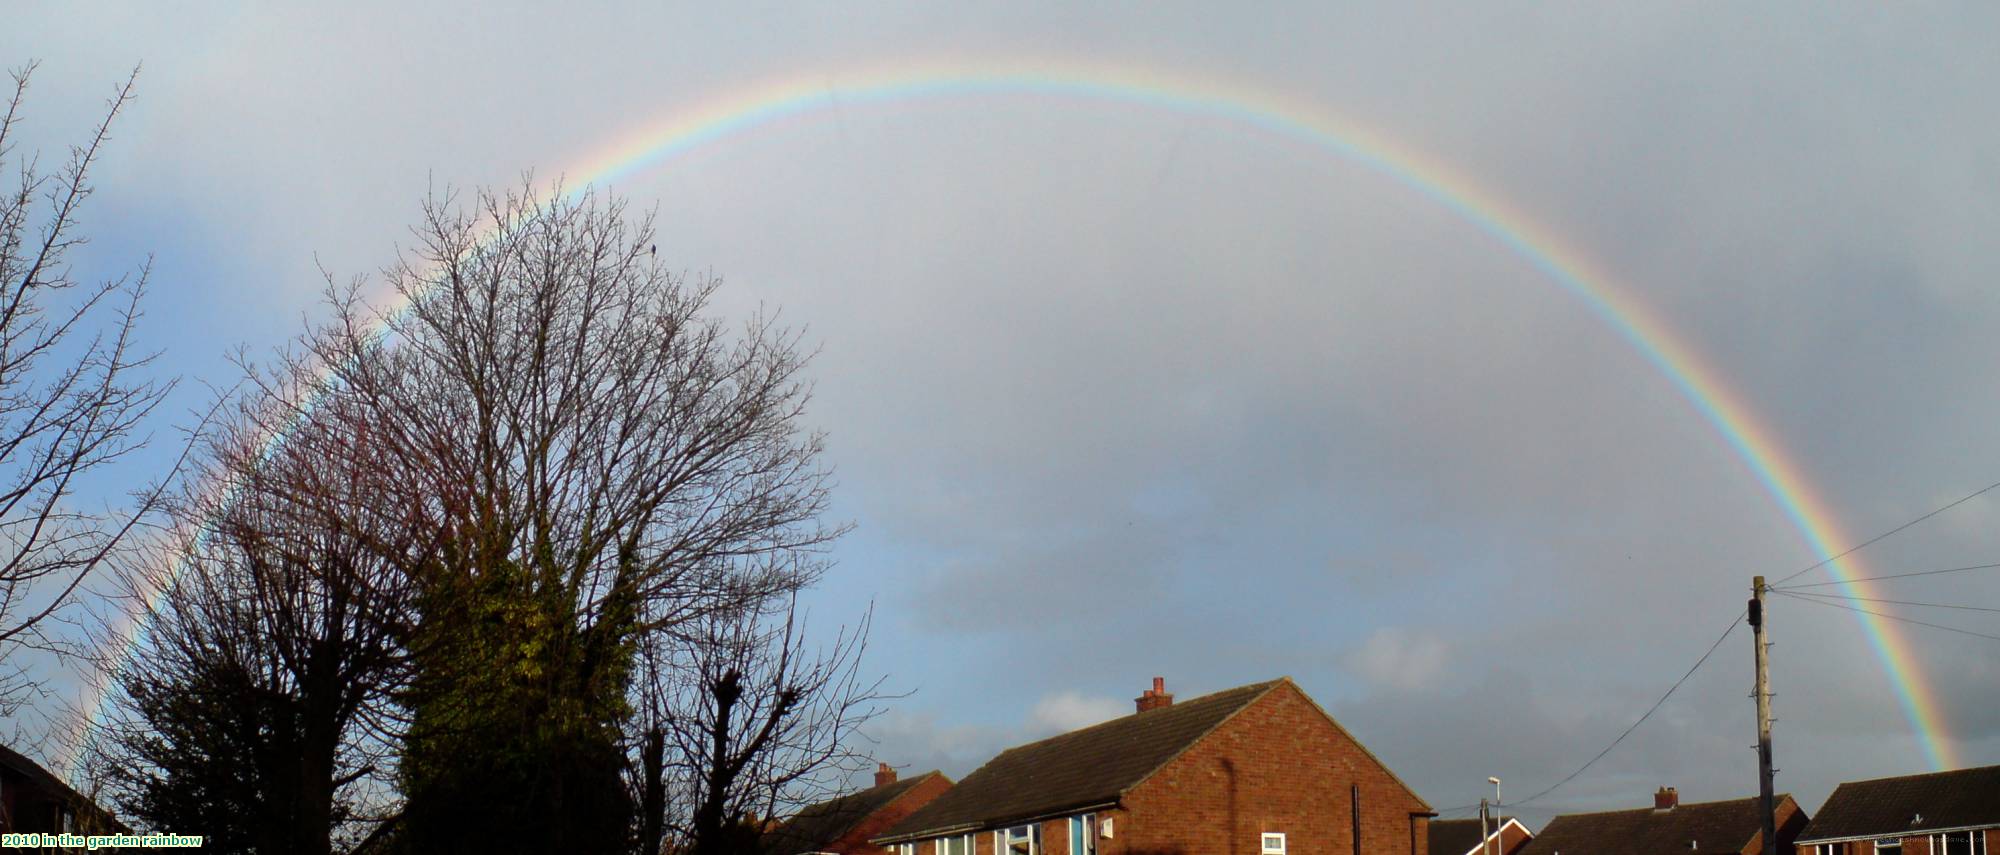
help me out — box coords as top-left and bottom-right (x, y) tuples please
(1750, 576), (1776, 855)
(1479, 799), (1491, 855)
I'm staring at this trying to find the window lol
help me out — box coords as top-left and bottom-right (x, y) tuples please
(999, 825), (1038, 855)
(1070, 815), (1097, 855)
(1819, 845), (1843, 855)
(1931, 833), (1987, 855)
(897, 844), (916, 855)
(1262, 833), (1287, 855)
(940, 835), (974, 855)
(1875, 839), (1902, 855)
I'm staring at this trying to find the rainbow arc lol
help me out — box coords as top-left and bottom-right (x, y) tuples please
(74, 58), (1958, 776)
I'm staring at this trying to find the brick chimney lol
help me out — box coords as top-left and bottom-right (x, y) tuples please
(1135, 677), (1175, 713)
(875, 762), (897, 788)
(1654, 787), (1678, 811)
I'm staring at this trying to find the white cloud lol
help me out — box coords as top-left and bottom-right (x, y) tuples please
(1343, 628), (1450, 693)
(1029, 691), (1130, 735)
(857, 710), (1010, 785)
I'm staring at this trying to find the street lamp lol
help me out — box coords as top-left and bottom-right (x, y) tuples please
(1487, 778), (1502, 855)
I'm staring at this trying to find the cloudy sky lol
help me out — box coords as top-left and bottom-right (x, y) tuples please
(9, 2), (2000, 825)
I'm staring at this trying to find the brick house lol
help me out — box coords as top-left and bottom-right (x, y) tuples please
(1515, 788), (1807, 855)
(1793, 764), (2000, 855)
(1430, 818), (1533, 855)
(765, 765), (954, 855)
(0, 745), (126, 833)
(872, 677), (1435, 855)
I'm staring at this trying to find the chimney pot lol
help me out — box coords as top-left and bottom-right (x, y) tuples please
(1655, 787), (1678, 810)
(875, 762), (896, 787)
(1135, 677), (1175, 713)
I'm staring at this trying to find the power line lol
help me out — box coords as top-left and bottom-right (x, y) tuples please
(1773, 561), (2000, 591)
(1493, 611), (1746, 809)
(1772, 479), (2000, 587)
(1435, 801), (1564, 817)
(1435, 478), (2000, 819)
(1779, 589), (2000, 614)
(1774, 591), (2000, 644)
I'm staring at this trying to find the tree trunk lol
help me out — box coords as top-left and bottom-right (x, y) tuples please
(639, 727), (667, 855)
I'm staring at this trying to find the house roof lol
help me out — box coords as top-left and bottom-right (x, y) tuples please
(1431, 818), (1531, 855)
(0, 744), (78, 799)
(1795, 765), (2000, 844)
(0, 743), (131, 832)
(1515, 795), (1793, 855)
(875, 680), (1284, 842)
(765, 771), (949, 855)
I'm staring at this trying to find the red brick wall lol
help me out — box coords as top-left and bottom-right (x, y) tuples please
(834, 773), (957, 855)
(1101, 680), (1431, 855)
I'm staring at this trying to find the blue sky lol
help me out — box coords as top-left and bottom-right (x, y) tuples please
(7, 1), (2000, 824)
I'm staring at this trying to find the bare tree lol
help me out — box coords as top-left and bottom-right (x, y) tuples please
(96, 387), (417, 854)
(210, 183), (851, 853)
(0, 63), (171, 704)
(638, 601), (886, 855)
(92, 180), (867, 852)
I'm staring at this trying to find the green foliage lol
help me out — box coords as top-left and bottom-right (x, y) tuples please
(396, 555), (640, 853)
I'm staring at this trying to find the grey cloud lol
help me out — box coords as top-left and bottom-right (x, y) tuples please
(8, 0), (2000, 814)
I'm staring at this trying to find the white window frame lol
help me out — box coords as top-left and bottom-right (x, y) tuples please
(1875, 839), (1902, 855)
(998, 824), (1038, 855)
(939, 834), (975, 855)
(1263, 833), (1287, 855)
(1929, 832), (1988, 855)
(1070, 814), (1097, 855)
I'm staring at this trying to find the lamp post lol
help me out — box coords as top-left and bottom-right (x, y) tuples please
(1487, 777), (1502, 855)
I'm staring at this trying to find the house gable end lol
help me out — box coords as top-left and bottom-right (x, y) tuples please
(876, 681), (1280, 843)
(1117, 677), (1432, 855)
(1268, 677), (1433, 812)
(1115, 681), (1281, 802)
(1125, 677), (1429, 811)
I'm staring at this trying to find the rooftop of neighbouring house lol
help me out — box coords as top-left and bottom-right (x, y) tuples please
(875, 678), (1286, 842)
(1515, 792), (1798, 855)
(765, 768), (950, 855)
(1796, 764), (2000, 844)
(1430, 817), (1532, 855)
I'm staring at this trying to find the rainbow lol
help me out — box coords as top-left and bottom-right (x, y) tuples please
(71, 58), (1959, 777)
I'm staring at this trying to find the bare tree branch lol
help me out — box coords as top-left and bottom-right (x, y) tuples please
(0, 63), (174, 706)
